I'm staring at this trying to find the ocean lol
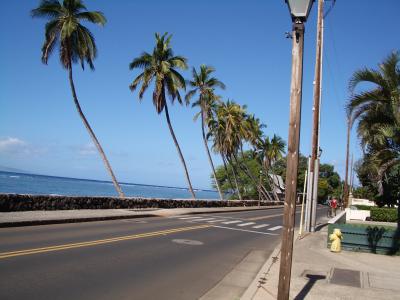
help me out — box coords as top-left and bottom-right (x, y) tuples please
(0, 171), (220, 199)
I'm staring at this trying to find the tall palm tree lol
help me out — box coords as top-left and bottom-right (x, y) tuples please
(129, 33), (196, 199)
(208, 102), (242, 199)
(347, 51), (400, 195)
(186, 65), (225, 200)
(31, 0), (125, 197)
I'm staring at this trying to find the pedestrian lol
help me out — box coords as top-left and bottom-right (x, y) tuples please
(330, 197), (338, 216)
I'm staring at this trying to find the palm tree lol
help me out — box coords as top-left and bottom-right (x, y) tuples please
(347, 51), (400, 196)
(208, 101), (242, 199)
(186, 65), (225, 200)
(31, 0), (125, 197)
(129, 33), (196, 199)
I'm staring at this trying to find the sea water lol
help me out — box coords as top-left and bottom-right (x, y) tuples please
(0, 171), (219, 199)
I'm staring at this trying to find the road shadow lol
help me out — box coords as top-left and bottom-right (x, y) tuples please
(315, 223), (328, 232)
(293, 274), (326, 300)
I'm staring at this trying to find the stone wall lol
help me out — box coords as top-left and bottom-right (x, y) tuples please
(0, 194), (284, 212)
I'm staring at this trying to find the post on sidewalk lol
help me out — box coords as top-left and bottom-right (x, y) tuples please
(279, 1), (314, 299)
(309, 0), (324, 232)
(278, 22), (304, 299)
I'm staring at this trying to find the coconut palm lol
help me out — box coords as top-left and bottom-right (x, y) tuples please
(186, 65), (225, 200)
(208, 101), (242, 199)
(129, 33), (196, 199)
(216, 101), (271, 200)
(31, 0), (125, 197)
(347, 51), (400, 195)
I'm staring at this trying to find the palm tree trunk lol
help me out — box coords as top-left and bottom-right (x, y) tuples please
(235, 150), (272, 201)
(201, 112), (223, 200)
(221, 154), (238, 198)
(226, 155), (243, 200)
(164, 103), (196, 199)
(68, 65), (125, 198)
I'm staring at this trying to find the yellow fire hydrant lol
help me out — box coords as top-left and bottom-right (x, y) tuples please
(329, 228), (342, 252)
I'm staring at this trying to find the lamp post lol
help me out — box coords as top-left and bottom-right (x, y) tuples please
(278, 1), (314, 299)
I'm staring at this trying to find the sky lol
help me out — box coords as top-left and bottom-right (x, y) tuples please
(0, 0), (399, 190)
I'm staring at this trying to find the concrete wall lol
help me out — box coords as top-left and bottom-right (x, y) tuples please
(346, 208), (370, 221)
(0, 193), (284, 212)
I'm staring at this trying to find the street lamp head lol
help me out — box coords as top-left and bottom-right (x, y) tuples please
(285, 0), (315, 22)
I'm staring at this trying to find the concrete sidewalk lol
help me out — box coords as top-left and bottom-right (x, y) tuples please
(0, 205), (283, 227)
(242, 217), (400, 300)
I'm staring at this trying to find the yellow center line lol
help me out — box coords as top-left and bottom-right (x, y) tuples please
(0, 224), (210, 260)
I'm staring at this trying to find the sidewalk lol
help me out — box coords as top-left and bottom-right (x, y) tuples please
(0, 205), (282, 227)
(242, 217), (400, 300)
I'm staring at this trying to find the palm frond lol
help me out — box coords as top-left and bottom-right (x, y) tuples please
(76, 11), (106, 26)
(31, 0), (62, 19)
(129, 52), (152, 70)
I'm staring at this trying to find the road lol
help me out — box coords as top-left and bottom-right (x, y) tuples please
(0, 206), (326, 300)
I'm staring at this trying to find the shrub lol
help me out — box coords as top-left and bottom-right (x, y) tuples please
(354, 205), (373, 211)
(370, 207), (398, 222)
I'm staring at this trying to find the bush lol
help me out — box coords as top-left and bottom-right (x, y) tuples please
(370, 207), (398, 222)
(354, 205), (373, 211)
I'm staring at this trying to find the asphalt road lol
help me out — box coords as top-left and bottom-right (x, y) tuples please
(0, 206), (326, 300)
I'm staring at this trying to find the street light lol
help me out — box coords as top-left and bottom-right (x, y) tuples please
(285, 0), (314, 22)
(278, 1), (314, 300)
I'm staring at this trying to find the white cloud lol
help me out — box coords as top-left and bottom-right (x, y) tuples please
(78, 143), (97, 156)
(0, 137), (28, 154)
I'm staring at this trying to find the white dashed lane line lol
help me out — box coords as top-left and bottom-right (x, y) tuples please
(222, 220), (242, 224)
(173, 215), (284, 234)
(252, 224), (269, 229)
(268, 226), (283, 231)
(237, 222), (256, 227)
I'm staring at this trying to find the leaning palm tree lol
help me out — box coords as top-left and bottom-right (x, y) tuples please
(31, 0), (125, 197)
(186, 65), (225, 200)
(129, 33), (196, 199)
(347, 51), (400, 195)
(208, 102), (242, 199)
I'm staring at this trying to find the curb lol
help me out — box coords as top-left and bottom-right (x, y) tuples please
(0, 205), (286, 228)
(240, 241), (282, 300)
(241, 215), (328, 300)
(0, 214), (155, 228)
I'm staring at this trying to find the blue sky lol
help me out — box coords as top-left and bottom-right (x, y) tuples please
(0, 0), (399, 189)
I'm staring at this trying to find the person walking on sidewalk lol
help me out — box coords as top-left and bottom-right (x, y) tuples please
(330, 197), (338, 216)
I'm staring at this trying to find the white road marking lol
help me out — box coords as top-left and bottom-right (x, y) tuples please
(207, 219), (225, 223)
(179, 217), (204, 220)
(212, 225), (279, 236)
(252, 224), (269, 229)
(222, 220), (242, 224)
(268, 226), (283, 231)
(192, 218), (216, 222)
(237, 222), (256, 227)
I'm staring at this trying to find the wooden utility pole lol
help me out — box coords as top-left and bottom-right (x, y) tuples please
(343, 116), (351, 207)
(277, 21), (305, 300)
(309, 0), (324, 232)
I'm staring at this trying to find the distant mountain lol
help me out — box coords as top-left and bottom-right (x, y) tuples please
(0, 165), (32, 174)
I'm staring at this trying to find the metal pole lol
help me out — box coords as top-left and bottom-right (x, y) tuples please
(311, 158), (320, 232)
(343, 116), (351, 207)
(277, 21), (305, 300)
(299, 170), (308, 236)
(305, 156), (312, 232)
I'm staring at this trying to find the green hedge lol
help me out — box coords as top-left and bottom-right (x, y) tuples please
(370, 207), (398, 222)
(354, 205), (373, 211)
